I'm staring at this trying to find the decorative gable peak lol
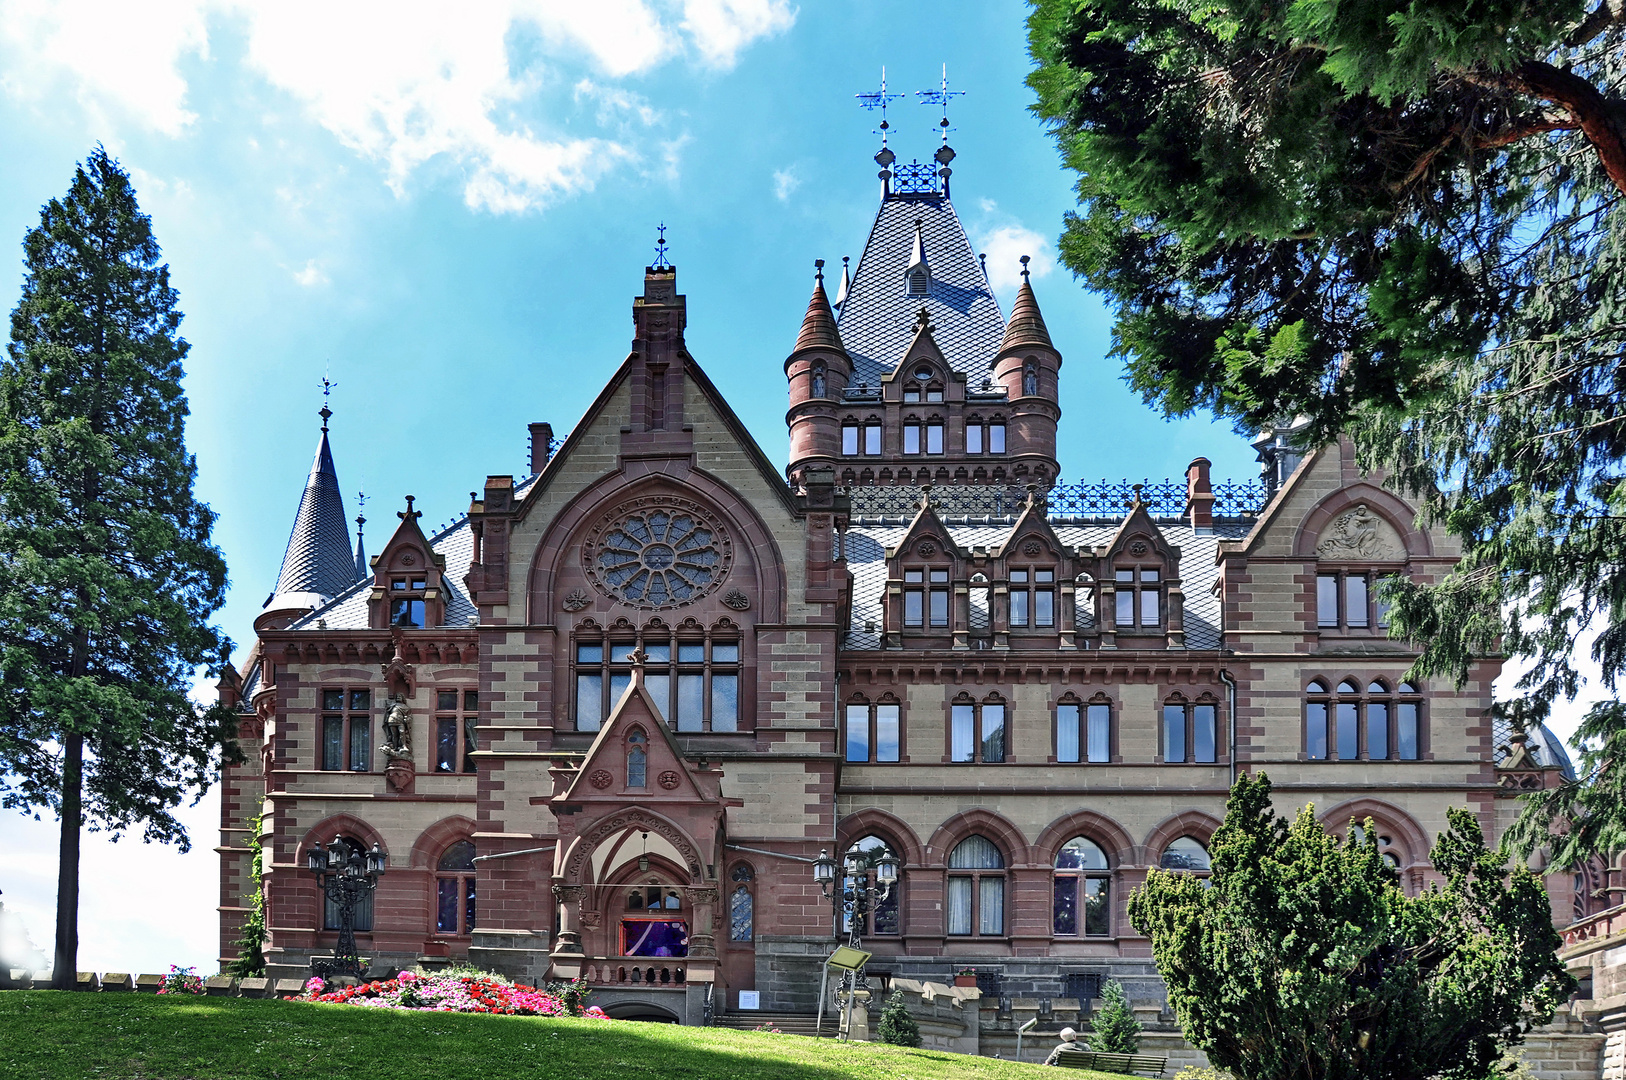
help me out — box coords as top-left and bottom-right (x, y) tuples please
(366, 495), (448, 630)
(557, 660), (719, 806)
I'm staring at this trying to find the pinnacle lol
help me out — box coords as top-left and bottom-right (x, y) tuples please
(1000, 277), (1053, 353)
(794, 277), (846, 354)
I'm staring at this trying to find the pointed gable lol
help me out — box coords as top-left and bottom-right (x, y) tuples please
(992, 488), (1070, 562)
(557, 665), (719, 807)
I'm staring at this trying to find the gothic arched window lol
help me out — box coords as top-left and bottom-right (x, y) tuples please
(435, 839), (476, 934)
(1159, 836), (1211, 875)
(627, 729), (647, 788)
(1053, 837), (1110, 937)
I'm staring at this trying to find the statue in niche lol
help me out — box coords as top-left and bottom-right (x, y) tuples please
(382, 695), (413, 760)
(811, 364), (827, 398)
(1023, 362), (1039, 397)
(1316, 503), (1394, 560)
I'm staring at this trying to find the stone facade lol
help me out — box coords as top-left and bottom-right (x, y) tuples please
(217, 152), (1593, 1057)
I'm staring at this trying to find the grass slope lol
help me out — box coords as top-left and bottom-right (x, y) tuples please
(0, 992), (1112, 1080)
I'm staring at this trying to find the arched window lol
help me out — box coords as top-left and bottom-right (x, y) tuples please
(322, 837), (374, 931)
(1159, 836), (1211, 875)
(811, 363), (827, 399)
(729, 864), (754, 943)
(627, 729), (647, 788)
(947, 835), (1005, 936)
(1053, 837), (1110, 936)
(435, 840), (476, 935)
(1346, 823), (1404, 869)
(845, 835), (901, 935)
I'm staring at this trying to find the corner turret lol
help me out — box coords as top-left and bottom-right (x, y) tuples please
(992, 257), (1061, 485)
(786, 261), (853, 486)
(259, 403), (363, 629)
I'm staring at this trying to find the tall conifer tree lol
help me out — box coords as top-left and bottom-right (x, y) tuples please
(0, 147), (237, 989)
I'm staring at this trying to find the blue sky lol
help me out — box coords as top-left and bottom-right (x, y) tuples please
(0, 1), (1582, 978)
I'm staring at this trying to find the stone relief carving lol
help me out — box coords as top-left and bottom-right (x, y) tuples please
(1022, 540), (1042, 556)
(562, 588), (591, 612)
(658, 770), (682, 790)
(721, 589), (750, 611)
(1316, 503), (1399, 560)
(916, 541), (937, 556)
(588, 769), (614, 789)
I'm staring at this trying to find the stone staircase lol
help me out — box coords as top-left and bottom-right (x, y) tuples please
(710, 1011), (832, 1037)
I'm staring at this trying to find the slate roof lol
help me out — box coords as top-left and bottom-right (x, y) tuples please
(843, 519), (1249, 652)
(287, 475), (538, 631)
(1490, 715), (1577, 781)
(836, 190), (1006, 389)
(268, 428), (361, 607)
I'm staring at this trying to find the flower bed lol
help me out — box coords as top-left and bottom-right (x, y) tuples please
(296, 971), (609, 1018)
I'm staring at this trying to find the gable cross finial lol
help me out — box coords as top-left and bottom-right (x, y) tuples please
(399, 494), (421, 522)
(915, 307), (932, 333)
(652, 223), (672, 269)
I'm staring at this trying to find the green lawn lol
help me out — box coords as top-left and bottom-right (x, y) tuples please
(0, 992), (1113, 1080)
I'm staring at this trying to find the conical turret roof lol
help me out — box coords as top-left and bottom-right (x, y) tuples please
(794, 272), (845, 354)
(1000, 275), (1054, 353)
(267, 422), (361, 609)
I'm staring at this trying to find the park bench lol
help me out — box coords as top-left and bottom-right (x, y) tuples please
(1050, 1048), (1168, 1075)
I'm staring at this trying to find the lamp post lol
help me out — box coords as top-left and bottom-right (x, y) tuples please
(813, 845), (898, 1038)
(306, 836), (387, 980)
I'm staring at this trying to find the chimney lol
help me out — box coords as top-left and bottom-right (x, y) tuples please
(529, 422), (554, 475)
(1185, 457), (1214, 531)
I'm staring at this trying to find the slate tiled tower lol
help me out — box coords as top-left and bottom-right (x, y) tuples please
(217, 136), (1577, 1039)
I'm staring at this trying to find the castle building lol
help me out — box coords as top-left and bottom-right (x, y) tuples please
(216, 140), (1577, 1034)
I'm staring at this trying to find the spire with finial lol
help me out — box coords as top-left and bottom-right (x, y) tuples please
(1000, 254), (1054, 352)
(266, 379), (355, 610)
(353, 490), (368, 581)
(794, 259), (845, 354)
(399, 494), (421, 522)
(834, 256), (851, 309)
(858, 67), (902, 197)
(917, 65), (962, 196)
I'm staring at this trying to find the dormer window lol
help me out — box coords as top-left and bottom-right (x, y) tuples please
(390, 577), (428, 628)
(1113, 567), (1160, 629)
(902, 568), (950, 628)
(907, 267), (930, 296)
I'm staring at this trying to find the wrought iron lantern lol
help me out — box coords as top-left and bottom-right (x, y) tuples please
(307, 835), (387, 981)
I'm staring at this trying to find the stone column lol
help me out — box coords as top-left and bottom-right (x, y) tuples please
(551, 884), (583, 953)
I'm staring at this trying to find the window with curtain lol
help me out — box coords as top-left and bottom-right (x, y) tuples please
(434, 840), (476, 935)
(947, 835), (1005, 936)
(1056, 699), (1111, 763)
(1052, 837), (1111, 936)
(950, 697), (1007, 763)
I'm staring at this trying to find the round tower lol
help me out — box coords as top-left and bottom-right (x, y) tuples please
(992, 257), (1062, 485)
(785, 260), (852, 486)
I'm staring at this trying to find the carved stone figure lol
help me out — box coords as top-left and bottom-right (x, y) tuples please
(1316, 503), (1396, 560)
(382, 695), (413, 760)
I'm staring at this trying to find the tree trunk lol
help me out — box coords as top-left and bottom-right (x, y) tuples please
(52, 730), (82, 991)
(1506, 61), (1626, 196)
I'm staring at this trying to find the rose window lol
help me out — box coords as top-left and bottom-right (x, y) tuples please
(586, 500), (731, 608)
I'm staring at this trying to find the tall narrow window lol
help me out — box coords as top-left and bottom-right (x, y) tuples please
(1317, 575), (1339, 627)
(1087, 702), (1111, 762)
(926, 422), (944, 454)
(951, 697), (1006, 763)
(864, 422), (882, 455)
(876, 703), (900, 762)
(1053, 837), (1110, 937)
(842, 423), (859, 455)
(845, 836), (901, 935)
(966, 423), (983, 454)
(321, 688), (372, 772)
(627, 730), (647, 788)
(988, 422), (1006, 453)
(929, 569), (950, 628)
(845, 701), (900, 763)
(1337, 681), (1359, 759)
(435, 689), (479, 773)
(1346, 576), (1369, 628)
(710, 641), (740, 733)
(947, 835), (1005, 936)
(845, 703), (870, 762)
(903, 423), (922, 454)
(1056, 702), (1080, 763)
(1010, 570), (1029, 627)
(1307, 697), (1329, 760)
(729, 864), (755, 942)
(575, 641), (605, 731)
(904, 569), (924, 627)
(1193, 703), (1216, 763)
(1035, 570), (1055, 627)
(1397, 682), (1422, 760)
(1163, 704), (1186, 763)
(434, 840), (477, 935)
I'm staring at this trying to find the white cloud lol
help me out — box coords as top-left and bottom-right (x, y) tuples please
(973, 223), (1056, 294)
(0, 0), (796, 214)
(291, 259), (328, 287)
(773, 166), (800, 202)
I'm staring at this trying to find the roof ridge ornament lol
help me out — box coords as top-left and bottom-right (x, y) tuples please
(857, 66), (902, 197)
(916, 64), (961, 197)
(319, 373), (336, 432)
(399, 494), (422, 523)
(835, 256), (851, 309)
(1020, 254), (1031, 282)
(651, 223), (672, 270)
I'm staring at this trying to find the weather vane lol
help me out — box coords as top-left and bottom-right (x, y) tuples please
(320, 372), (336, 431)
(652, 222), (672, 269)
(917, 64), (964, 145)
(856, 66), (904, 149)
(356, 489), (367, 530)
